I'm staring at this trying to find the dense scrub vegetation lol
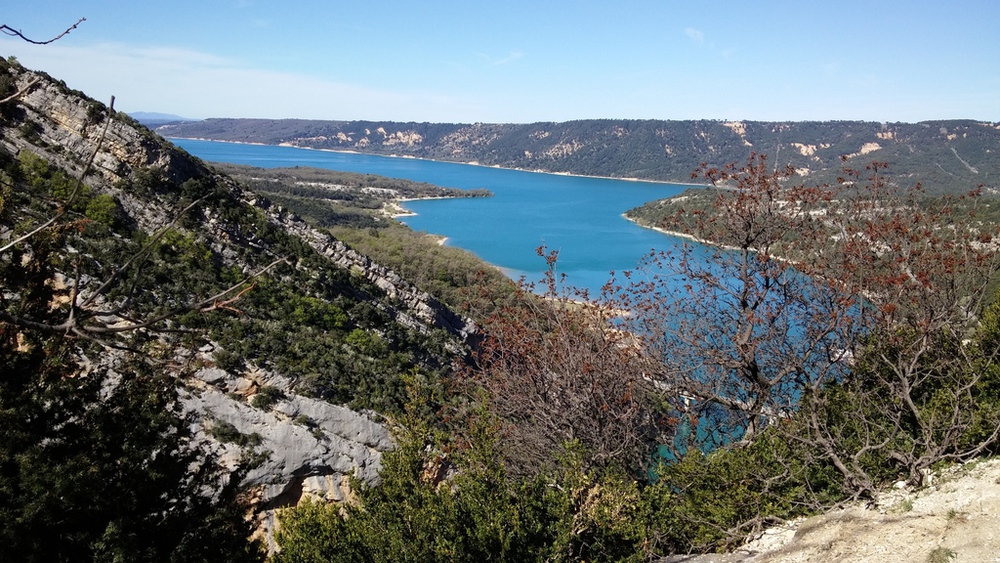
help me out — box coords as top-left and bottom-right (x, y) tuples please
(113, 164), (465, 414)
(208, 163), (516, 316)
(0, 58), (470, 559)
(331, 223), (516, 315)
(9, 147), (461, 413)
(213, 162), (491, 230)
(272, 281), (1000, 559)
(212, 162), (515, 317)
(0, 147), (263, 560)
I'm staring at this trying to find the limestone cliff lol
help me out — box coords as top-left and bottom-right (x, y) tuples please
(2, 64), (473, 342)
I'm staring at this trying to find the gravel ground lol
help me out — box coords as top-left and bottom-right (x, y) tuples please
(662, 457), (1000, 563)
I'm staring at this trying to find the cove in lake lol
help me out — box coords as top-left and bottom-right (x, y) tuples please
(173, 138), (691, 295)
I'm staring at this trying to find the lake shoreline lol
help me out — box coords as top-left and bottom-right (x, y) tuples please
(174, 137), (693, 297)
(166, 136), (707, 188)
(387, 196), (461, 219)
(623, 214), (810, 272)
(622, 214), (728, 247)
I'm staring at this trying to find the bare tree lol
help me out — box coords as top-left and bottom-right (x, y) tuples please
(616, 154), (1000, 496)
(795, 163), (1000, 491)
(611, 154), (861, 452)
(463, 247), (666, 477)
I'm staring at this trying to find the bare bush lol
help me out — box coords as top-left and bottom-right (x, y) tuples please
(464, 248), (666, 477)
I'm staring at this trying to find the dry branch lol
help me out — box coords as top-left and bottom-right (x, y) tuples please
(0, 17), (85, 45)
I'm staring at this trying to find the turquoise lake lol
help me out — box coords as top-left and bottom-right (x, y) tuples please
(173, 138), (691, 295)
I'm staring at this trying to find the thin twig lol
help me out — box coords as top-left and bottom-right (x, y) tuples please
(77, 195), (207, 309)
(0, 257), (287, 339)
(0, 18), (86, 45)
(80, 257), (287, 334)
(201, 283), (256, 314)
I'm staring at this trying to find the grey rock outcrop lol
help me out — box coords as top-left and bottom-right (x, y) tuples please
(2, 72), (208, 191)
(186, 362), (391, 506)
(185, 354), (395, 550)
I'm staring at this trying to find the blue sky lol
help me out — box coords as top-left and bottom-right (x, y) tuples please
(2, 1), (998, 123)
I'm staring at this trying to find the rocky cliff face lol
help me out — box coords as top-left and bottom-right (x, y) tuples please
(183, 349), (392, 550)
(4, 72), (205, 190)
(3, 65), (474, 342)
(2, 67), (220, 245)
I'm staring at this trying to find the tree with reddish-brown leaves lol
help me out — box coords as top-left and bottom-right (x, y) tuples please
(613, 153), (1000, 496)
(794, 162), (1000, 492)
(463, 247), (667, 477)
(610, 154), (861, 453)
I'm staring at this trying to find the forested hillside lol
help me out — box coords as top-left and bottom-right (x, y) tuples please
(155, 117), (1000, 194)
(0, 56), (487, 560)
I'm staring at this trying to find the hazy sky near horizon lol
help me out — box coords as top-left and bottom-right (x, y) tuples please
(2, 1), (998, 123)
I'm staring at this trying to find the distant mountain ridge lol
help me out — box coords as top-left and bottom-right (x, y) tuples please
(130, 111), (197, 127)
(157, 118), (1000, 194)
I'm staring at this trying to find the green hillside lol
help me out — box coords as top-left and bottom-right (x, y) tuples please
(1, 56), (486, 560)
(158, 117), (1000, 194)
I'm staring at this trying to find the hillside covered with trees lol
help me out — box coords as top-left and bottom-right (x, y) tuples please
(155, 117), (1000, 195)
(0, 56), (492, 560)
(6, 53), (1000, 563)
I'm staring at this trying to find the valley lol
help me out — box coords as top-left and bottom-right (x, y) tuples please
(4, 54), (1000, 562)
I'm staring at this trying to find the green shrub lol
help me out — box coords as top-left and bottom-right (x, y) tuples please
(207, 420), (263, 448)
(84, 193), (120, 227)
(642, 430), (842, 554)
(345, 328), (387, 357)
(86, 101), (106, 125)
(273, 403), (651, 563)
(927, 547), (957, 562)
(214, 348), (244, 372)
(251, 385), (285, 410)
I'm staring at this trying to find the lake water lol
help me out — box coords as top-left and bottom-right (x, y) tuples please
(172, 138), (690, 295)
